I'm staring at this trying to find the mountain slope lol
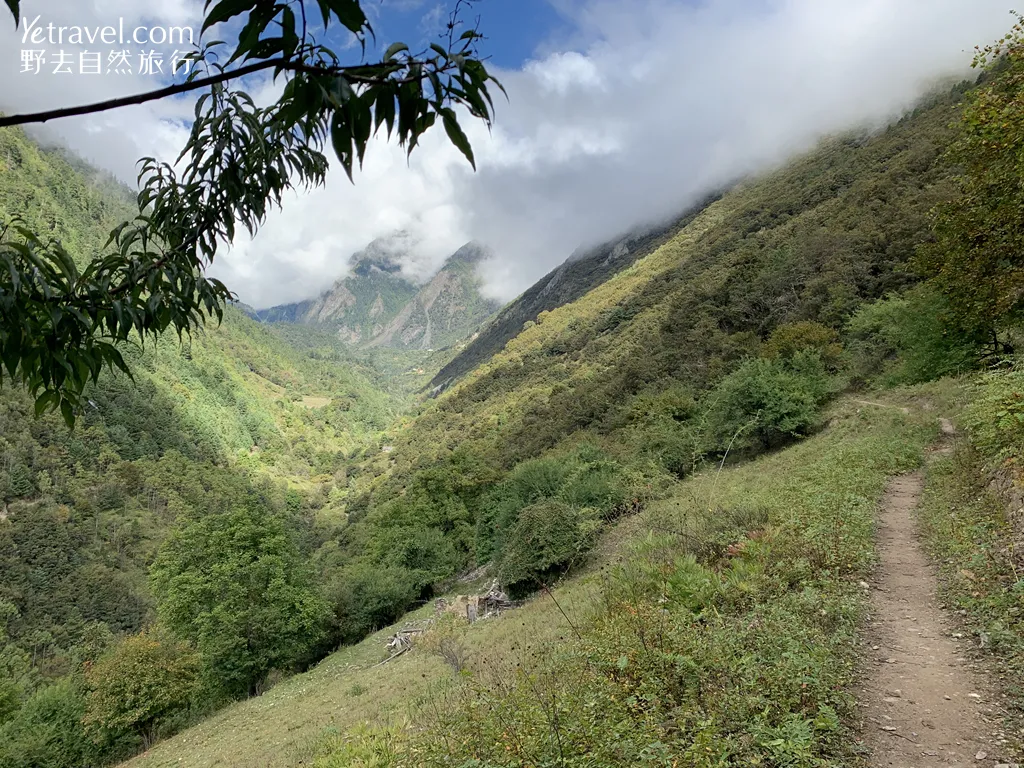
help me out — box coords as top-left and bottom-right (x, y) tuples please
(429, 193), (721, 390)
(0, 79), (982, 768)
(256, 241), (500, 350)
(121, 390), (949, 768)
(365, 242), (498, 350)
(379, 89), (964, 480)
(281, 84), (969, 662)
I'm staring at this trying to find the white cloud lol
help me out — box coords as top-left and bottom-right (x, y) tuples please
(0, 0), (1016, 308)
(526, 51), (604, 94)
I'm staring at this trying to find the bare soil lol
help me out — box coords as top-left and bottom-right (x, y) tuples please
(861, 421), (1018, 766)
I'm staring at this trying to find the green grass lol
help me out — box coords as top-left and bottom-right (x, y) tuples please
(124, 392), (944, 767)
(123, 582), (601, 767)
(917, 383), (1024, 713)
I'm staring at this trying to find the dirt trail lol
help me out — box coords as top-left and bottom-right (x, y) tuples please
(862, 419), (1017, 766)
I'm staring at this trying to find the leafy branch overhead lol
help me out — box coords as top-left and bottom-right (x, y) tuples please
(0, 0), (502, 426)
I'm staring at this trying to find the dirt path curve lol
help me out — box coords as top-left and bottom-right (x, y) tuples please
(861, 419), (1016, 766)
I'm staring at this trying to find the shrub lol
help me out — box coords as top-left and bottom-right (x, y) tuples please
(313, 722), (405, 768)
(497, 500), (599, 594)
(960, 362), (1024, 465)
(627, 383), (698, 425)
(845, 285), (980, 385)
(557, 455), (629, 515)
(417, 613), (471, 674)
(478, 448), (634, 566)
(476, 457), (574, 561)
(84, 629), (200, 749)
(330, 563), (420, 644)
(368, 524), (462, 588)
(763, 321), (843, 370)
(706, 352), (832, 451)
(0, 679), (111, 768)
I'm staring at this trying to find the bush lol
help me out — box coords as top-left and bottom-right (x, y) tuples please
(763, 321), (843, 370)
(0, 679), (113, 768)
(960, 361), (1024, 465)
(706, 352), (832, 451)
(478, 448), (633, 567)
(368, 524), (462, 589)
(84, 629), (200, 749)
(846, 285), (980, 385)
(313, 723), (405, 768)
(557, 454), (629, 515)
(476, 457), (574, 562)
(497, 500), (599, 594)
(329, 563), (420, 644)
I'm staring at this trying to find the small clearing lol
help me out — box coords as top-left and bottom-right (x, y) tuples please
(861, 420), (1017, 766)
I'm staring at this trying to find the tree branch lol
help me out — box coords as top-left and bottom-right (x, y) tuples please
(0, 56), (436, 129)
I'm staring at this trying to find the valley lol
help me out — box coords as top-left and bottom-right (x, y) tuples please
(3, 6), (1024, 767)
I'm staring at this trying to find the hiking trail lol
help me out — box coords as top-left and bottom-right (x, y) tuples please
(861, 418), (1019, 766)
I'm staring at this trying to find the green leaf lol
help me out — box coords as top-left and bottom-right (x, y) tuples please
(330, 111), (355, 182)
(59, 398), (75, 429)
(3, 0), (18, 24)
(384, 42), (409, 61)
(34, 391), (57, 418)
(1, 338), (20, 379)
(324, 0), (368, 35)
(202, 0), (255, 35)
(442, 110), (475, 170)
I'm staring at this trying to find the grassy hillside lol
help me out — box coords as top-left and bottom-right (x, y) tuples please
(122, 391), (949, 767)
(411, 92), (963, 470)
(429, 193), (721, 390)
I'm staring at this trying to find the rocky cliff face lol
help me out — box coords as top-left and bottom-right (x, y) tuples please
(255, 240), (500, 350)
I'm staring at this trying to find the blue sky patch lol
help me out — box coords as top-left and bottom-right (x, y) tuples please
(361, 0), (571, 70)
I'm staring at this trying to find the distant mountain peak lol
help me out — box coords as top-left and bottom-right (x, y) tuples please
(351, 255), (403, 276)
(349, 236), (408, 276)
(445, 241), (492, 266)
(254, 238), (501, 350)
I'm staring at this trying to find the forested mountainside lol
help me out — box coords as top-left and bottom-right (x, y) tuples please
(254, 239), (500, 351)
(0, 128), (428, 766)
(428, 192), (721, 389)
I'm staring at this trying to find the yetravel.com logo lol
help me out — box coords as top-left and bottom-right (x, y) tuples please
(21, 15), (195, 46)
(18, 15), (197, 76)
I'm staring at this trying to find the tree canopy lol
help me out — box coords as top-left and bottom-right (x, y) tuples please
(0, 0), (501, 426)
(918, 12), (1024, 348)
(150, 502), (331, 698)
